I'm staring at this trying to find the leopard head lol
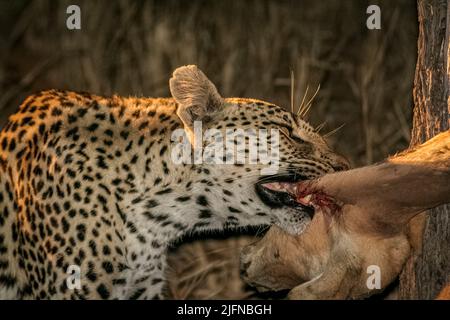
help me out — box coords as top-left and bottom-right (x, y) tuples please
(170, 65), (349, 234)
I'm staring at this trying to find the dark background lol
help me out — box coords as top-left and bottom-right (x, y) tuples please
(0, 0), (418, 298)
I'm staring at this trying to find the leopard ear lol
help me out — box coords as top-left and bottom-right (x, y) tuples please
(170, 65), (224, 131)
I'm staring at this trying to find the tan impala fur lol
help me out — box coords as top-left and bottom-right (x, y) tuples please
(240, 130), (450, 299)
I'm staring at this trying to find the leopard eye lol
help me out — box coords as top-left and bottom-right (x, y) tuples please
(278, 124), (293, 136)
(279, 127), (305, 144)
(291, 135), (305, 144)
(279, 127), (290, 137)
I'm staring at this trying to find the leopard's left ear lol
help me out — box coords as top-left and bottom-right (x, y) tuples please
(170, 65), (224, 131)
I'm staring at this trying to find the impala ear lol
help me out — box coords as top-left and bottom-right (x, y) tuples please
(170, 65), (224, 131)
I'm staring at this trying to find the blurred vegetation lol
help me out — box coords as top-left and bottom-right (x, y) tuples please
(0, 0), (418, 298)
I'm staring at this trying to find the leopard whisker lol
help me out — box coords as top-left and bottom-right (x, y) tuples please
(299, 84), (320, 118)
(324, 123), (346, 138)
(297, 85), (309, 116)
(290, 69), (295, 114)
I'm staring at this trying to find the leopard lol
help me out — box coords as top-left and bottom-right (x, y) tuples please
(0, 65), (348, 299)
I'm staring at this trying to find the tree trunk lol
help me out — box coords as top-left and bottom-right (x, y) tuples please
(399, 0), (450, 299)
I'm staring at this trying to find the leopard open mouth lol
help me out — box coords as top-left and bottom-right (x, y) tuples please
(256, 174), (340, 221)
(255, 174), (315, 219)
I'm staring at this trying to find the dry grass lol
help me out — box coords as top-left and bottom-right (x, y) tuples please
(167, 236), (257, 300)
(0, 0), (418, 299)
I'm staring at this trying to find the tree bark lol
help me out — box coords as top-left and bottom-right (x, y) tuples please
(399, 0), (450, 299)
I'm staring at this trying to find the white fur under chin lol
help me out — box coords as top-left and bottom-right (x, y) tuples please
(278, 218), (311, 236)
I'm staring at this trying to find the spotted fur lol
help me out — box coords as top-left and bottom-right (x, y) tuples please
(0, 66), (348, 299)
